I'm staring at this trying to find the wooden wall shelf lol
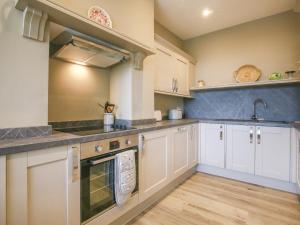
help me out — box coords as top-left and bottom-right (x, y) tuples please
(190, 79), (300, 91)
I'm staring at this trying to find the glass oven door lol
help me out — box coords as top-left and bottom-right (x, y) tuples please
(81, 155), (115, 223)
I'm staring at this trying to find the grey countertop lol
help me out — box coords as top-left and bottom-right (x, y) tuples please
(197, 118), (294, 128)
(0, 118), (298, 156)
(0, 119), (199, 156)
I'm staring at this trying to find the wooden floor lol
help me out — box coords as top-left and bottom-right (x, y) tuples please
(127, 173), (300, 225)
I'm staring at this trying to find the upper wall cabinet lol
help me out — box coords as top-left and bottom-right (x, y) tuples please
(154, 42), (193, 97)
(154, 45), (174, 93)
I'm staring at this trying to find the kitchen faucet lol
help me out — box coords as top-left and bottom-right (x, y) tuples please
(251, 98), (267, 121)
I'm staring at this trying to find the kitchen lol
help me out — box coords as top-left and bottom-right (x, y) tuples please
(0, 0), (300, 225)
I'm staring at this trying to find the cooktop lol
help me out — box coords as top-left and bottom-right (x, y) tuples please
(54, 125), (136, 136)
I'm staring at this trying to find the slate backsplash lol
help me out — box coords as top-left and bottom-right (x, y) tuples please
(184, 85), (300, 122)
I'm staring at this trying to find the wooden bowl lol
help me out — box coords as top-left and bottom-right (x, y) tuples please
(234, 65), (261, 83)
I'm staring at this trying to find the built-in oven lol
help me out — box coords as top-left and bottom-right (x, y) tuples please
(80, 134), (138, 224)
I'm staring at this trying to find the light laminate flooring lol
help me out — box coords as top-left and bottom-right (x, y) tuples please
(127, 173), (300, 225)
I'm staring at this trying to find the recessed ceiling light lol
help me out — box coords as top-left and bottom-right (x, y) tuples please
(202, 8), (213, 17)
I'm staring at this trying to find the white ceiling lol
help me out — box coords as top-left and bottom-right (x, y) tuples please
(155, 0), (297, 40)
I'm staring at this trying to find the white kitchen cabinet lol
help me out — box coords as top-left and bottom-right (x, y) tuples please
(6, 145), (80, 225)
(154, 44), (174, 93)
(188, 124), (199, 168)
(174, 56), (189, 96)
(298, 130), (300, 187)
(172, 126), (189, 178)
(154, 42), (191, 96)
(0, 156), (6, 225)
(139, 124), (198, 201)
(188, 62), (196, 89)
(255, 126), (291, 182)
(139, 130), (171, 201)
(200, 123), (225, 168)
(226, 125), (255, 174)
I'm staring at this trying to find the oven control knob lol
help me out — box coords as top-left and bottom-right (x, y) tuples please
(125, 140), (132, 145)
(95, 145), (103, 152)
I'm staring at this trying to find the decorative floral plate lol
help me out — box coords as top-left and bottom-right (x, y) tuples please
(88, 6), (112, 28)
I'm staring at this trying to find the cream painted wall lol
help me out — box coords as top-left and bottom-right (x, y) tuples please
(0, 1), (49, 128)
(184, 11), (300, 86)
(110, 62), (133, 120)
(154, 21), (183, 49)
(154, 94), (183, 117)
(50, 0), (154, 48)
(110, 57), (155, 121)
(48, 59), (110, 122)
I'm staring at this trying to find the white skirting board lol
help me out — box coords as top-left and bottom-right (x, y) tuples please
(197, 164), (300, 194)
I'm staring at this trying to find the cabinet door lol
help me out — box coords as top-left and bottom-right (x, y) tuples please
(188, 124), (199, 168)
(200, 123), (225, 168)
(154, 44), (174, 93)
(255, 126), (291, 181)
(226, 125), (255, 174)
(6, 146), (80, 225)
(139, 130), (171, 201)
(172, 126), (189, 178)
(0, 156), (6, 225)
(188, 62), (196, 89)
(174, 57), (189, 96)
(298, 132), (300, 187)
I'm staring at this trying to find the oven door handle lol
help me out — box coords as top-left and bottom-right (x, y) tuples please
(89, 149), (138, 165)
(90, 156), (115, 165)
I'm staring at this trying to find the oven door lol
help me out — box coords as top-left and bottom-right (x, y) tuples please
(81, 155), (115, 223)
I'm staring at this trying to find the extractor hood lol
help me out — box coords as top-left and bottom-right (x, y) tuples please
(50, 30), (131, 68)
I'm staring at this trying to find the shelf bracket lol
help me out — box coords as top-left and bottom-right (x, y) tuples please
(132, 52), (146, 70)
(22, 6), (48, 42)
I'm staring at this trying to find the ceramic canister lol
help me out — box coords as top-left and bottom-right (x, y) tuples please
(104, 113), (114, 125)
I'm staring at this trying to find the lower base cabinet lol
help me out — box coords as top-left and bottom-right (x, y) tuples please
(172, 126), (189, 178)
(0, 156), (6, 225)
(200, 123), (225, 168)
(226, 125), (255, 174)
(139, 130), (171, 202)
(188, 124), (199, 169)
(201, 123), (294, 183)
(255, 126), (291, 182)
(2, 123), (200, 225)
(5, 145), (80, 225)
(298, 130), (300, 187)
(139, 124), (199, 201)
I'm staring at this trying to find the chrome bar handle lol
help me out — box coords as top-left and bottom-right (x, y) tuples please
(257, 127), (261, 144)
(171, 78), (175, 92)
(90, 149), (138, 165)
(219, 125), (223, 141)
(175, 79), (178, 92)
(71, 146), (80, 182)
(249, 127), (254, 144)
(90, 156), (115, 165)
(140, 135), (145, 151)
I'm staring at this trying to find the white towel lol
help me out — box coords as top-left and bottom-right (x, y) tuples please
(115, 149), (136, 206)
